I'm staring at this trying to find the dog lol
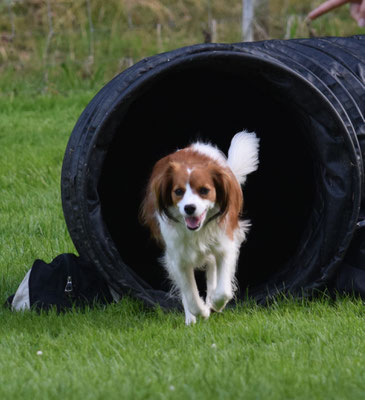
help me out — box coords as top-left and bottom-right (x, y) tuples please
(140, 131), (259, 325)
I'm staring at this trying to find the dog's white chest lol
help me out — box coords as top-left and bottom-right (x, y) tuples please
(160, 218), (223, 268)
(173, 237), (212, 267)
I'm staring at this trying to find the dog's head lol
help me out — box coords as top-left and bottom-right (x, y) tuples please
(150, 152), (243, 232)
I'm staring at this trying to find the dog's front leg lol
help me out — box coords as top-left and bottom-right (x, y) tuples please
(165, 258), (210, 324)
(205, 256), (217, 311)
(211, 246), (237, 312)
(177, 267), (210, 324)
(181, 293), (197, 325)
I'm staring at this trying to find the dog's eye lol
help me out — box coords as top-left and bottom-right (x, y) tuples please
(199, 187), (210, 195)
(174, 188), (184, 196)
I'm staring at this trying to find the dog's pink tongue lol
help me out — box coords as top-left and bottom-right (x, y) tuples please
(185, 216), (200, 229)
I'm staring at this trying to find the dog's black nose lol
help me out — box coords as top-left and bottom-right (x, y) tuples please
(184, 204), (196, 215)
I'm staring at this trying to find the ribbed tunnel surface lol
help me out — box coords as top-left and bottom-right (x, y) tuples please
(61, 36), (364, 307)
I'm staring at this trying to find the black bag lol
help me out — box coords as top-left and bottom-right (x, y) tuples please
(6, 254), (116, 312)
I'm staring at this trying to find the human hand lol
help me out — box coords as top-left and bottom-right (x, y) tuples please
(308, 0), (365, 27)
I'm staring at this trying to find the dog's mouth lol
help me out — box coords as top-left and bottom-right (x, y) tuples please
(184, 210), (207, 231)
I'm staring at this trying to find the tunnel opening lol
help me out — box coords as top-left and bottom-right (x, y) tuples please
(98, 57), (317, 297)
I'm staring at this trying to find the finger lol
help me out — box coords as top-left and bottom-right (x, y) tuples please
(356, 0), (365, 25)
(308, 0), (350, 20)
(350, 3), (360, 19)
(349, 2), (365, 25)
(359, 0), (365, 17)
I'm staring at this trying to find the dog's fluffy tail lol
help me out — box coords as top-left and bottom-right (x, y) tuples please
(227, 130), (260, 185)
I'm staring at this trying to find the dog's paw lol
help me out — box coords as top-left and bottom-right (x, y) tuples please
(211, 291), (232, 312)
(189, 301), (211, 320)
(185, 313), (197, 326)
(199, 304), (211, 319)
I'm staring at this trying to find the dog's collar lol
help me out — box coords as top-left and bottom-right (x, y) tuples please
(206, 211), (222, 225)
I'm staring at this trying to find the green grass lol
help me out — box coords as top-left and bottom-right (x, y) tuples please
(0, 91), (91, 297)
(2, 296), (365, 399)
(1, 92), (365, 399)
(1, 4), (365, 395)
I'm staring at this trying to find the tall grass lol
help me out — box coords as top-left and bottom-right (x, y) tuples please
(0, 0), (363, 95)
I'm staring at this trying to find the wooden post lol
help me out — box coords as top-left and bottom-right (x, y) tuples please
(242, 0), (254, 42)
(7, 0), (16, 40)
(156, 23), (162, 52)
(211, 19), (217, 43)
(86, 0), (94, 61)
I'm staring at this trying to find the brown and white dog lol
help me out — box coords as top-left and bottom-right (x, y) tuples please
(140, 131), (259, 324)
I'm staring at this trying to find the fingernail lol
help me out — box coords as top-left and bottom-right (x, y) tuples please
(358, 18), (365, 27)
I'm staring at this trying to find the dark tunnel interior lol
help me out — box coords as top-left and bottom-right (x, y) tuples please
(98, 60), (316, 296)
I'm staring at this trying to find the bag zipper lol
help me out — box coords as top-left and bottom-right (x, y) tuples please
(64, 275), (73, 296)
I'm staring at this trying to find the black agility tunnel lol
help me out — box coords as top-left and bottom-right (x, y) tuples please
(61, 35), (365, 308)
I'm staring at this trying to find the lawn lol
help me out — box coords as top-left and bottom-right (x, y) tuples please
(2, 295), (365, 400)
(1, 89), (365, 400)
(1, 0), (365, 397)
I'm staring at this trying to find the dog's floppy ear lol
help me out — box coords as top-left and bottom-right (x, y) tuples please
(212, 165), (243, 221)
(150, 160), (179, 222)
